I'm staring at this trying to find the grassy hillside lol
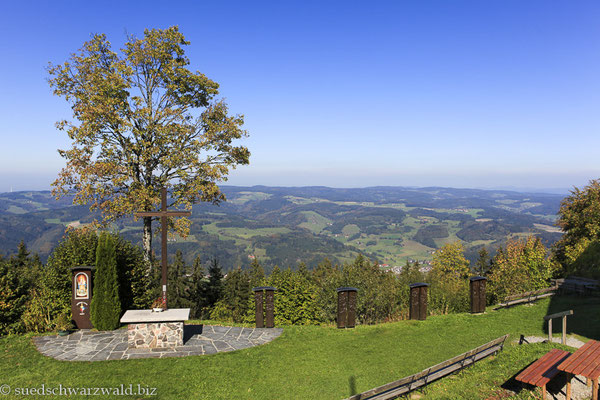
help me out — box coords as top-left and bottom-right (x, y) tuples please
(0, 296), (596, 399)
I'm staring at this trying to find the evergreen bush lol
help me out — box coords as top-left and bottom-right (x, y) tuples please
(90, 232), (121, 330)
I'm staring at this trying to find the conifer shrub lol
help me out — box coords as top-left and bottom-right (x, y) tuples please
(90, 232), (121, 330)
(0, 255), (29, 334)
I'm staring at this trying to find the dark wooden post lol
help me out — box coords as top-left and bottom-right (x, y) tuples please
(265, 287), (275, 328)
(347, 289), (357, 328)
(470, 276), (487, 314)
(71, 266), (95, 329)
(337, 289), (347, 328)
(252, 288), (264, 328)
(409, 283), (429, 320)
(252, 286), (276, 328)
(337, 287), (358, 328)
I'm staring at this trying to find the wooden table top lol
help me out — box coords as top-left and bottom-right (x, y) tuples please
(516, 348), (572, 387)
(558, 340), (600, 379)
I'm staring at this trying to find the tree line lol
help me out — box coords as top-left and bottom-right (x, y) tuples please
(0, 228), (556, 334)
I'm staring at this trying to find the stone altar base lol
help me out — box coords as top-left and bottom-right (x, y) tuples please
(127, 322), (183, 348)
(120, 308), (190, 349)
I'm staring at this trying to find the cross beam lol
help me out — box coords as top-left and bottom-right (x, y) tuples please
(135, 188), (191, 308)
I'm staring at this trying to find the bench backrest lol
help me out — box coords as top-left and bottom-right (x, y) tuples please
(345, 334), (509, 400)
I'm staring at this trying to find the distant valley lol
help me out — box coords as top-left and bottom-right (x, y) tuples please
(0, 186), (565, 271)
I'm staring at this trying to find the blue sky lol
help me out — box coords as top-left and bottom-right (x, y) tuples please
(0, 1), (598, 192)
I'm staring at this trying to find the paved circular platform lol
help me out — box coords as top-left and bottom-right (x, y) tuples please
(33, 325), (283, 361)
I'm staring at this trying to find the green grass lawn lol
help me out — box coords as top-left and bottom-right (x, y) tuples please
(1, 296), (598, 399)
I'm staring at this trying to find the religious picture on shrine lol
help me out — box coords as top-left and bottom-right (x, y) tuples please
(75, 273), (88, 299)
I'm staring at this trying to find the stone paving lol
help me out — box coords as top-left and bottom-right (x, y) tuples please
(33, 325), (283, 361)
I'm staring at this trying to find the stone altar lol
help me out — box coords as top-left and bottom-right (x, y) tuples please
(120, 308), (190, 349)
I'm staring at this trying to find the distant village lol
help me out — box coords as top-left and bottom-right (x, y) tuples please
(380, 261), (432, 274)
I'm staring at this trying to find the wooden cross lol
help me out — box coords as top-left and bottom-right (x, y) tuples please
(135, 188), (191, 308)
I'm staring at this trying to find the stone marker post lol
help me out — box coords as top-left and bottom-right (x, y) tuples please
(409, 283), (429, 320)
(252, 287), (277, 328)
(470, 276), (487, 314)
(71, 266), (95, 329)
(337, 287), (358, 328)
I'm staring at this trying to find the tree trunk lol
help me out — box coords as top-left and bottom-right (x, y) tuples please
(142, 217), (153, 273)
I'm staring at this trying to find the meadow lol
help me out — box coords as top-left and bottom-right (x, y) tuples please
(2, 296), (598, 399)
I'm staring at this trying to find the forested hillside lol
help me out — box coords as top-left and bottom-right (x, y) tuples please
(0, 186), (564, 270)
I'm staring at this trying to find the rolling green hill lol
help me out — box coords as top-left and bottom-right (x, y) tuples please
(0, 186), (564, 270)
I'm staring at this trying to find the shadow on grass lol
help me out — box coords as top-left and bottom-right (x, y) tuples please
(183, 324), (204, 343)
(502, 368), (574, 399)
(500, 368), (525, 395)
(544, 295), (600, 340)
(348, 376), (357, 396)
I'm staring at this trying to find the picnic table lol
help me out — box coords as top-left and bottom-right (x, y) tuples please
(515, 348), (571, 400)
(557, 339), (600, 400)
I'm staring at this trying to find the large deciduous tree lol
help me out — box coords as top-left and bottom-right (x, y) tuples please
(48, 26), (250, 265)
(553, 179), (600, 278)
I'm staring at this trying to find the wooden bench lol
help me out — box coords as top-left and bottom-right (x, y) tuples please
(345, 334), (509, 400)
(495, 287), (556, 310)
(516, 349), (571, 400)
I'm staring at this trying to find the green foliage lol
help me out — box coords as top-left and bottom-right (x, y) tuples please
(21, 286), (57, 333)
(205, 258), (224, 308)
(115, 235), (152, 310)
(21, 228), (98, 332)
(396, 260), (425, 319)
(0, 241), (44, 334)
(312, 255), (402, 325)
(475, 247), (489, 276)
(210, 268), (251, 323)
(488, 236), (555, 302)
(54, 312), (73, 331)
(244, 258), (266, 323)
(428, 242), (471, 314)
(188, 256), (206, 319)
(341, 255), (400, 324)
(0, 255), (29, 334)
(554, 179), (600, 279)
(248, 258), (265, 288)
(267, 264), (320, 325)
(431, 242), (470, 280)
(167, 250), (193, 309)
(90, 232), (121, 330)
(312, 258), (341, 322)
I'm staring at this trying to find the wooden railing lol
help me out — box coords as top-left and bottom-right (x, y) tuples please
(494, 287), (556, 310)
(553, 276), (599, 296)
(544, 310), (573, 345)
(345, 334), (509, 400)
